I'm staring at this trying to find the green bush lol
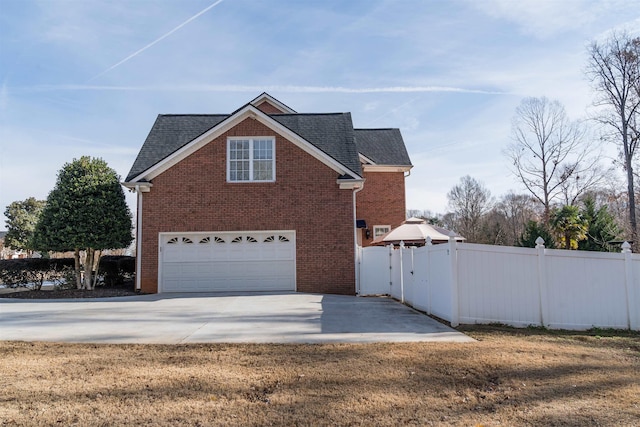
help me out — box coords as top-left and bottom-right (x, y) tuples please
(53, 266), (78, 290)
(0, 258), (74, 290)
(98, 256), (135, 287)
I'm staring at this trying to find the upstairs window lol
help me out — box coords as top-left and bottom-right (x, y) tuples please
(227, 137), (275, 182)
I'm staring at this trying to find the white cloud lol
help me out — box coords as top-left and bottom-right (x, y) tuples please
(363, 101), (379, 112)
(592, 17), (640, 42)
(469, 0), (619, 39)
(0, 80), (8, 111)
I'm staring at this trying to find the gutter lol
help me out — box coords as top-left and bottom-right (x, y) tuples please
(352, 183), (365, 295)
(135, 185), (143, 291)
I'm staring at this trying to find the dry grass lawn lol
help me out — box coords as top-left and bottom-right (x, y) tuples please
(1, 326), (638, 426)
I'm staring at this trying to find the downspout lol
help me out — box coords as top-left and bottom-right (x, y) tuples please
(353, 183), (365, 295)
(135, 185), (143, 291)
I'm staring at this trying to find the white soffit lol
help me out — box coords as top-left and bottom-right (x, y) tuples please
(358, 153), (377, 165)
(362, 164), (412, 172)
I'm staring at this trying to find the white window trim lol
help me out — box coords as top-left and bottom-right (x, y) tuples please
(227, 136), (276, 182)
(373, 225), (391, 238)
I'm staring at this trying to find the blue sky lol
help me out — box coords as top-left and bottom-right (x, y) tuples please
(1, 0), (639, 230)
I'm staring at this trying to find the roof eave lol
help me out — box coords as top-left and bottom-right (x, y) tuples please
(121, 182), (152, 192)
(358, 153), (377, 165)
(362, 164), (413, 172)
(337, 178), (365, 190)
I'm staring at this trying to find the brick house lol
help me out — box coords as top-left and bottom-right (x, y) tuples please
(123, 93), (411, 294)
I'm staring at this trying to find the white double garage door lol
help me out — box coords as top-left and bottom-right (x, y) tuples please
(159, 231), (296, 293)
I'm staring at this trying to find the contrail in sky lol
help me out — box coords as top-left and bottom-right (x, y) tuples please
(363, 96), (422, 127)
(89, 0), (225, 81)
(28, 84), (509, 96)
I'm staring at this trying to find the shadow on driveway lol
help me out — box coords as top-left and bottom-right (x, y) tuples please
(0, 292), (474, 344)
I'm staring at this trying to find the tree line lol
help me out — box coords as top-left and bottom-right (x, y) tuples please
(410, 180), (622, 251)
(410, 32), (639, 252)
(3, 157), (132, 290)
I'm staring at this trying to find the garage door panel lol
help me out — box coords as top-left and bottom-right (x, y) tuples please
(160, 231), (295, 293)
(194, 247), (213, 261)
(164, 260), (294, 279)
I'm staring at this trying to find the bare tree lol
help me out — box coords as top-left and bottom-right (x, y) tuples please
(558, 161), (612, 206)
(405, 209), (443, 225)
(473, 192), (541, 246)
(505, 97), (601, 223)
(586, 32), (640, 246)
(494, 192), (539, 246)
(447, 175), (493, 242)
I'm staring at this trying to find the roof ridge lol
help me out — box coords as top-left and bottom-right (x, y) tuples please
(354, 127), (399, 131)
(158, 113), (229, 117)
(156, 113), (352, 117)
(269, 112), (349, 116)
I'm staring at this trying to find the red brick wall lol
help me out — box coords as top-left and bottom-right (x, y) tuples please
(356, 170), (406, 247)
(255, 101), (285, 114)
(140, 118), (355, 294)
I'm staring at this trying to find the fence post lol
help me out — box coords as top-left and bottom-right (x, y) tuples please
(409, 246), (415, 305)
(399, 241), (405, 304)
(426, 236), (432, 315)
(449, 234), (459, 327)
(387, 244), (394, 295)
(536, 237), (549, 328)
(356, 245), (361, 295)
(621, 242), (638, 330)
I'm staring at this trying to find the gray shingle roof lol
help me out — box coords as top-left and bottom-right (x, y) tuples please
(354, 129), (412, 166)
(126, 111), (363, 181)
(271, 113), (361, 176)
(126, 115), (228, 181)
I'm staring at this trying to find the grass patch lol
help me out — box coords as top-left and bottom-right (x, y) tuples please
(1, 327), (638, 426)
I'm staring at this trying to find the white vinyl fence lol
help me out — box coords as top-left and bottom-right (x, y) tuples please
(357, 239), (640, 331)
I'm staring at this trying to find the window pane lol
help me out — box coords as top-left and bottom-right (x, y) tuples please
(374, 226), (390, 237)
(254, 139), (273, 160)
(230, 140), (249, 158)
(240, 161), (249, 179)
(229, 158), (250, 181)
(253, 160), (273, 180)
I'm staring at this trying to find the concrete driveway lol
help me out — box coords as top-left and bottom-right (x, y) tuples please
(0, 292), (473, 344)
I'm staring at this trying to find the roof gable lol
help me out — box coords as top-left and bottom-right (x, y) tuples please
(125, 105), (362, 182)
(249, 92), (296, 113)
